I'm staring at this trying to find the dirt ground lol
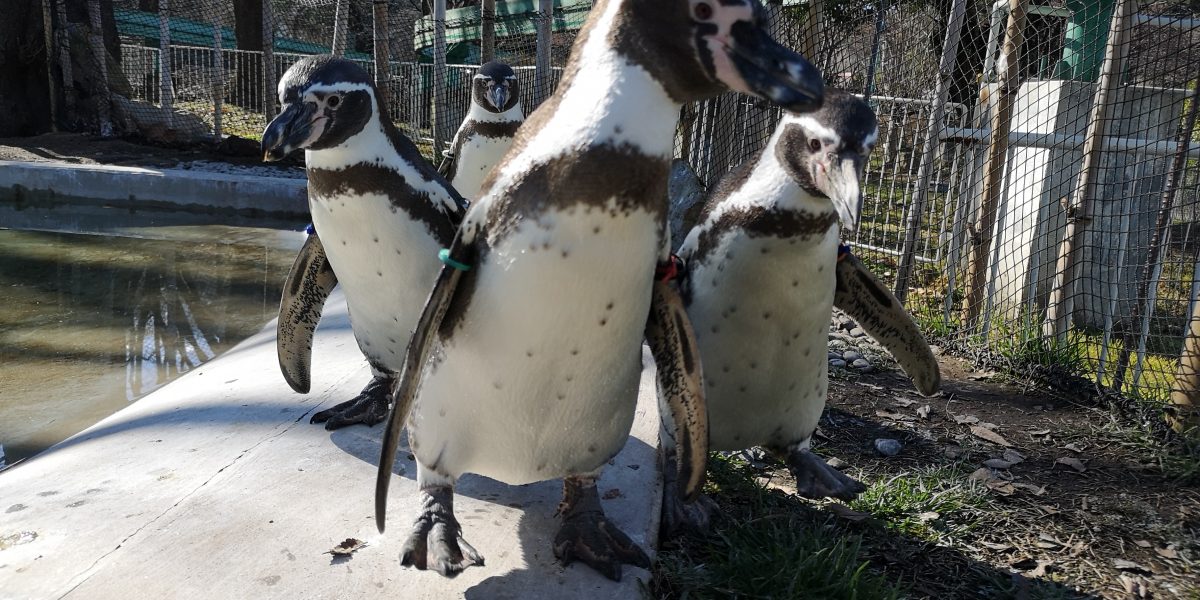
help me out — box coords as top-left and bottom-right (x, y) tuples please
(657, 355), (1199, 599)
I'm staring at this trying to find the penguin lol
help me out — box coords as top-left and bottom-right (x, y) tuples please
(261, 55), (465, 431)
(667, 90), (940, 530)
(373, 0), (824, 580)
(438, 61), (525, 200)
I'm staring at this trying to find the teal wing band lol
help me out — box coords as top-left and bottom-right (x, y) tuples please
(438, 248), (472, 271)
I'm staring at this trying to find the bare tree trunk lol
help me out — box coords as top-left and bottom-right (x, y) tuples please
(87, 0), (113, 135)
(373, 0), (391, 108)
(233, 0), (263, 108)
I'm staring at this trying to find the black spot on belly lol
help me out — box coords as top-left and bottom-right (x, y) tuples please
(711, 325), (719, 334)
(570, 348), (579, 356)
(606, 302), (614, 311)
(599, 318), (608, 326)
(763, 311), (771, 320)
(722, 365), (730, 373)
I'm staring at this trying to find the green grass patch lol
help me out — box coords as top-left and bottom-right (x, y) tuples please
(848, 465), (989, 543)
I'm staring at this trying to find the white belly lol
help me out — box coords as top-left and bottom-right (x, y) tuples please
(686, 229), (839, 451)
(309, 192), (444, 372)
(451, 135), (514, 200)
(408, 207), (661, 484)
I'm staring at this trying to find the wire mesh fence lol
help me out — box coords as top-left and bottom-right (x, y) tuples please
(39, 0), (1200, 419)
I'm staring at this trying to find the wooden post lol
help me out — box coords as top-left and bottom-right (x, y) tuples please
(480, 0), (496, 63)
(1113, 76), (1200, 395)
(158, 0), (175, 119)
(373, 0), (391, 109)
(1041, 0), (1133, 340)
(801, 0), (824, 63)
(86, 0), (113, 135)
(262, 0), (276, 120)
(959, 0), (1026, 329)
(211, 0), (224, 141)
(535, 0), (552, 106)
(1169, 288), (1200, 436)
(42, 0), (58, 131)
(432, 0), (447, 154)
(54, 0), (74, 114)
(893, 0), (967, 302)
(332, 0), (350, 56)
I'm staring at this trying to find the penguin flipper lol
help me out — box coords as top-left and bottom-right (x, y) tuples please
(277, 232), (338, 394)
(645, 279), (709, 503)
(833, 252), (941, 396)
(437, 149), (457, 182)
(375, 237), (473, 534)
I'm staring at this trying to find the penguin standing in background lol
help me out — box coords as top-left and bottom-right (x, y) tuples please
(438, 61), (524, 200)
(666, 90), (939, 532)
(261, 55), (465, 430)
(374, 0), (824, 580)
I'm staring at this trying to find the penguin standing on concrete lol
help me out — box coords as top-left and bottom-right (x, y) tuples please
(439, 61), (524, 200)
(261, 55), (465, 430)
(374, 0), (824, 580)
(668, 91), (938, 529)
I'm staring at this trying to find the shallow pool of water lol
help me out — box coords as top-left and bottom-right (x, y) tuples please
(0, 224), (304, 467)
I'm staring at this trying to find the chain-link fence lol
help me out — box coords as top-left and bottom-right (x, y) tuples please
(40, 0), (1200, 421)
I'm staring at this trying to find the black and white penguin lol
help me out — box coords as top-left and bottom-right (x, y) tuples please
(374, 0), (823, 580)
(676, 91), (907, 504)
(262, 55), (465, 430)
(438, 61), (524, 200)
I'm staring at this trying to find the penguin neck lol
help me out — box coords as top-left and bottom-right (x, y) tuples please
(736, 149), (830, 216)
(469, 102), (523, 123)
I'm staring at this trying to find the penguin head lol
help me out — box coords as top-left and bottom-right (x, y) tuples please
(474, 61), (520, 113)
(617, 0), (822, 111)
(773, 90), (878, 235)
(261, 55), (381, 161)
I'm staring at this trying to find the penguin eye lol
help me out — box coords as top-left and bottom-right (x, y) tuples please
(327, 94), (342, 109)
(808, 138), (822, 153)
(693, 2), (713, 21)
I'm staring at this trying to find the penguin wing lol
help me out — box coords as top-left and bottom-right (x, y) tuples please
(437, 147), (458, 182)
(375, 235), (475, 533)
(833, 253), (941, 396)
(277, 232), (338, 394)
(645, 279), (709, 503)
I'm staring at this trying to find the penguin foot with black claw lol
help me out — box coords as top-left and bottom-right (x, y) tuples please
(772, 444), (866, 501)
(660, 448), (719, 538)
(310, 374), (393, 430)
(553, 476), (651, 581)
(399, 486), (484, 577)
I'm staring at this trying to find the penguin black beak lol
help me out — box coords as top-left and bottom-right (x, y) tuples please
(489, 84), (509, 112)
(826, 153), (865, 235)
(261, 101), (321, 162)
(726, 21), (824, 113)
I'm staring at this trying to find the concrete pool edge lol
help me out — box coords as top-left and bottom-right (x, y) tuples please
(0, 290), (665, 599)
(0, 160), (308, 218)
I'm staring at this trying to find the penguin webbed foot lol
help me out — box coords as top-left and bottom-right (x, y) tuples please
(660, 448), (719, 539)
(399, 486), (484, 577)
(553, 476), (650, 581)
(310, 374), (392, 430)
(774, 445), (867, 501)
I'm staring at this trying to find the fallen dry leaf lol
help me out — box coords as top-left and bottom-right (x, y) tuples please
(970, 425), (1014, 447)
(1155, 546), (1179, 560)
(1039, 504), (1060, 515)
(328, 538), (366, 556)
(1063, 442), (1086, 453)
(1120, 575), (1151, 599)
(1011, 482), (1046, 495)
(968, 467), (997, 483)
(917, 511), (940, 522)
(1055, 457), (1087, 472)
(917, 405), (931, 419)
(1027, 428), (1052, 436)
(875, 409), (914, 422)
(1030, 559), (1053, 578)
(1134, 539), (1153, 548)
(954, 414), (980, 425)
(827, 503), (871, 522)
(1113, 558), (1151, 573)
(893, 397), (918, 408)
(980, 541), (1012, 551)
(1002, 449), (1026, 464)
(983, 458), (1014, 469)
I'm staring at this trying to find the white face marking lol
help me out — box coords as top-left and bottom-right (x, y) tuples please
(861, 127), (879, 151)
(791, 115), (841, 150)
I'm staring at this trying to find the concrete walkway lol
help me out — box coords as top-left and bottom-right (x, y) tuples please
(0, 291), (663, 599)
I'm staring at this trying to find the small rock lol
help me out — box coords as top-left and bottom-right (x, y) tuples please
(874, 438), (902, 456)
(943, 444), (964, 459)
(827, 352), (842, 361)
(849, 326), (866, 337)
(851, 358), (872, 370)
(829, 358), (847, 368)
(837, 316), (855, 329)
(842, 350), (863, 362)
(828, 339), (848, 351)
(826, 457), (848, 470)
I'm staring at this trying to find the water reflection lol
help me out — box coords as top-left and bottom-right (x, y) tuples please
(0, 226), (304, 466)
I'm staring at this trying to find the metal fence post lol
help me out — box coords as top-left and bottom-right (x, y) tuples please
(158, 0), (175, 119)
(373, 0), (391, 109)
(1041, 0), (1133, 341)
(262, 0), (276, 121)
(333, 0), (349, 57)
(211, 0), (224, 141)
(893, 0), (966, 302)
(433, 0), (447, 154)
(481, 0), (496, 63)
(535, 0), (552, 107)
(960, 0), (1025, 330)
